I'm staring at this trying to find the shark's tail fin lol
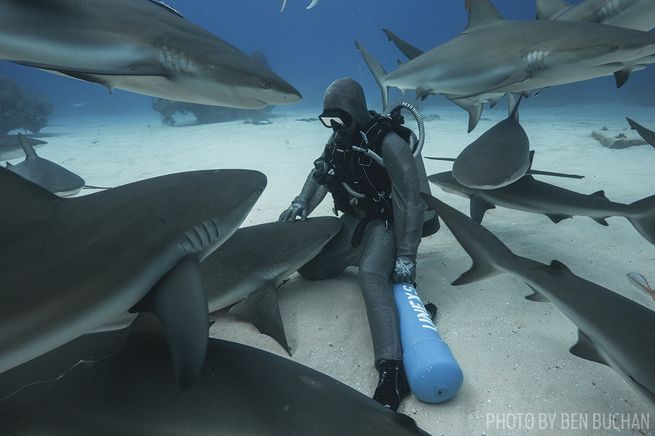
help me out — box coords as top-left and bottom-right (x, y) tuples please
(627, 194), (655, 246)
(421, 193), (520, 285)
(354, 41), (390, 111)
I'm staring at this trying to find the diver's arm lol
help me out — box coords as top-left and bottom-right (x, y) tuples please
(279, 168), (327, 221)
(380, 132), (424, 260)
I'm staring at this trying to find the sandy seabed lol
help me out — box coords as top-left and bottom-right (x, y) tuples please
(24, 103), (655, 435)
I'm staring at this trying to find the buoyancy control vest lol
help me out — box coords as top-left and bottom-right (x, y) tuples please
(313, 109), (414, 221)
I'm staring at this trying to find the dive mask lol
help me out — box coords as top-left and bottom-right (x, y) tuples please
(319, 109), (352, 129)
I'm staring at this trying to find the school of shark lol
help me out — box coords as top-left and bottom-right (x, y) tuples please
(0, 0), (653, 434)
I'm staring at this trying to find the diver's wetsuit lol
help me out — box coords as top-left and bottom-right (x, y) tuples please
(292, 128), (427, 364)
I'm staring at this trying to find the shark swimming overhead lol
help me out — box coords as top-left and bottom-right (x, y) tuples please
(356, 0), (655, 131)
(0, 314), (430, 436)
(0, 135), (46, 160)
(0, 0), (302, 108)
(537, 0), (655, 31)
(627, 117), (655, 148)
(422, 193), (655, 409)
(280, 0), (320, 11)
(428, 171), (655, 246)
(5, 134), (84, 197)
(200, 218), (342, 353)
(0, 167), (266, 385)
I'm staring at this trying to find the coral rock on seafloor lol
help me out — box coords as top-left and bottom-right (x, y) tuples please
(591, 126), (647, 149)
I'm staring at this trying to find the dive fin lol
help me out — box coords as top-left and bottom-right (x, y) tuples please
(524, 284), (549, 302)
(464, 0), (504, 32)
(229, 284), (291, 355)
(546, 214), (571, 224)
(17, 134), (38, 160)
(536, 0), (570, 19)
(355, 41), (390, 111)
(132, 258), (208, 390)
(614, 68), (631, 88)
(570, 330), (607, 366)
(382, 28), (424, 60)
(470, 196), (495, 224)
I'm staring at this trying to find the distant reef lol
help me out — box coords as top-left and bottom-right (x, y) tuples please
(152, 51), (275, 126)
(0, 75), (53, 135)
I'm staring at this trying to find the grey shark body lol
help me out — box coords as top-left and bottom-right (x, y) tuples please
(0, 166), (266, 385)
(357, 0), (655, 131)
(0, 135), (46, 160)
(451, 102), (529, 189)
(201, 218), (342, 353)
(627, 117), (655, 148)
(0, 0), (301, 108)
(428, 171), (655, 245)
(5, 135), (84, 197)
(537, 0), (655, 31)
(422, 193), (655, 408)
(0, 314), (429, 436)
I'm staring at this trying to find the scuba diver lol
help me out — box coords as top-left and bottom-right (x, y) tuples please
(279, 78), (438, 411)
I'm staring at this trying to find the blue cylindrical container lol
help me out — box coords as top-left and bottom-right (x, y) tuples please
(393, 282), (463, 403)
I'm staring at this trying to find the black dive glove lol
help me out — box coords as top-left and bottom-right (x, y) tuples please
(392, 256), (416, 284)
(278, 197), (309, 222)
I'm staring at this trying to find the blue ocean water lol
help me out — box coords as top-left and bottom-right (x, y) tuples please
(0, 0), (653, 119)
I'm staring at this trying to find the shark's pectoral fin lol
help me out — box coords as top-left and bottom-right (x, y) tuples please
(614, 68), (632, 88)
(570, 329), (607, 366)
(416, 88), (432, 101)
(132, 258), (209, 390)
(549, 260), (572, 273)
(448, 97), (483, 133)
(546, 214), (571, 224)
(228, 284), (291, 355)
(592, 217), (610, 226)
(524, 283), (549, 302)
(452, 262), (498, 286)
(470, 196), (495, 224)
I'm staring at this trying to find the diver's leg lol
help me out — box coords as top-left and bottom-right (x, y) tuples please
(357, 221), (409, 411)
(297, 214), (360, 280)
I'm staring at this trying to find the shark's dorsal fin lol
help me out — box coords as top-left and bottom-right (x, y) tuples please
(591, 190), (608, 200)
(549, 260), (572, 272)
(131, 258), (208, 390)
(592, 217), (610, 226)
(570, 329), (607, 366)
(465, 0), (503, 32)
(17, 134), (38, 160)
(229, 283), (291, 355)
(146, 0), (184, 18)
(470, 196), (495, 224)
(536, 0), (571, 20)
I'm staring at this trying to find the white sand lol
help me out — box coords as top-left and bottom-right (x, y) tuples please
(26, 103), (655, 435)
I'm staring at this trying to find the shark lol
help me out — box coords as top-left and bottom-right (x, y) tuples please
(537, 0), (655, 31)
(0, 314), (430, 436)
(280, 0), (320, 11)
(0, 135), (46, 160)
(200, 218), (343, 354)
(627, 117), (655, 148)
(428, 171), (655, 246)
(356, 0), (655, 132)
(422, 193), (655, 409)
(0, 166), (266, 388)
(450, 97), (529, 189)
(5, 134), (84, 197)
(0, 0), (301, 108)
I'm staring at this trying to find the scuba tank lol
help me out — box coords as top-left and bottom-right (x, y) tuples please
(393, 282), (463, 403)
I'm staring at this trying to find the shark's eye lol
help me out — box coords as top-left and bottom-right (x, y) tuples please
(260, 80), (272, 90)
